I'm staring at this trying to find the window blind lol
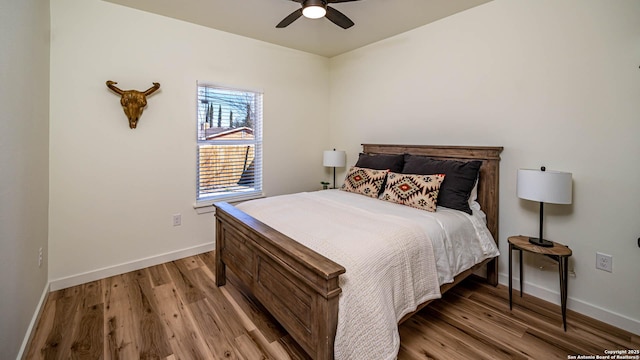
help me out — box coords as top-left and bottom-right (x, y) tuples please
(196, 83), (263, 203)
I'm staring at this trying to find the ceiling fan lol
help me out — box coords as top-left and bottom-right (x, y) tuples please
(276, 0), (360, 29)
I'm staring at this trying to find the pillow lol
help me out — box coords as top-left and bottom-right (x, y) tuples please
(468, 177), (481, 212)
(402, 155), (482, 214)
(340, 166), (389, 198)
(469, 176), (478, 205)
(380, 173), (445, 212)
(354, 153), (404, 173)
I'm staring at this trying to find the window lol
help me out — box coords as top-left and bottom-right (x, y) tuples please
(196, 83), (263, 204)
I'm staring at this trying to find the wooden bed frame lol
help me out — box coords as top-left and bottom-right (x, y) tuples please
(214, 144), (503, 360)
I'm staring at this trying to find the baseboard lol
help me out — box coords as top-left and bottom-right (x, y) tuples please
(499, 273), (640, 335)
(50, 242), (215, 291)
(16, 281), (50, 360)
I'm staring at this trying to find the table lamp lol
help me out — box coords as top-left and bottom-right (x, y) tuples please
(517, 166), (572, 247)
(323, 149), (346, 189)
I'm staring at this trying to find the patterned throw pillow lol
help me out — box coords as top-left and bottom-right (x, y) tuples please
(402, 155), (481, 214)
(380, 173), (445, 212)
(340, 166), (389, 198)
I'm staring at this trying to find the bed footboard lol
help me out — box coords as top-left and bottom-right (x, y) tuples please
(215, 202), (345, 360)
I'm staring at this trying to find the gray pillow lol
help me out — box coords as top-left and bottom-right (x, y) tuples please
(355, 153), (404, 173)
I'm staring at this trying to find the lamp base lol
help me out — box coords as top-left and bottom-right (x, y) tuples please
(528, 237), (554, 247)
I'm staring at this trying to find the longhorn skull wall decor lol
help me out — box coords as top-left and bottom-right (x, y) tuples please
(106, 80), (160, 129)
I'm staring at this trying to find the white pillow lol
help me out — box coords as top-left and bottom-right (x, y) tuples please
(468, 176), (478, 207)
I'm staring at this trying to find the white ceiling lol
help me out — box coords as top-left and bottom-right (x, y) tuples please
(103, 0), (491, 58)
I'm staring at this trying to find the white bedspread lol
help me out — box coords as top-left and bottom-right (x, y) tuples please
(235, 190), (499, 360)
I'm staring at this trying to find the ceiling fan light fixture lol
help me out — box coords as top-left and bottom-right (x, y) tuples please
(302, 0), (326, 19)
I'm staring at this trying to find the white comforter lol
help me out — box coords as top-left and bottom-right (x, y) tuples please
(235, 190), (499, 360)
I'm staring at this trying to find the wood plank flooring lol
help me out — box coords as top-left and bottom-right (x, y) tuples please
(24, 252), (639, 359)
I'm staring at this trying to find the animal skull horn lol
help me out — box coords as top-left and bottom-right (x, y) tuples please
(106, 80), (160, 129)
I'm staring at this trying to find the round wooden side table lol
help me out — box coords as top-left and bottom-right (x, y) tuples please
(508, 235), (572, 331)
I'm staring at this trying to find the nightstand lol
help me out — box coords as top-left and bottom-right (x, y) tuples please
(508, 235), (572, 331)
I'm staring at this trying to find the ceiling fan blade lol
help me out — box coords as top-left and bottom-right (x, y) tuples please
(276, 8), (303, 28)
(328, 0), (359, 3)
(325, 6), (354, 29)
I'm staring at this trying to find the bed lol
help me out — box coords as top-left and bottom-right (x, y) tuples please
(214, 144), (503, 360)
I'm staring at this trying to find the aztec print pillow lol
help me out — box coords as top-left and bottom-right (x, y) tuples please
(380, 172), (445, 212)
(340, 166), (389, 198)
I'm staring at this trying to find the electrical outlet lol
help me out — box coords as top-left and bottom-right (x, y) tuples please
(596, 252), (613, 272)
(172, 214), (182, 226)
(38, 247), (43, 268)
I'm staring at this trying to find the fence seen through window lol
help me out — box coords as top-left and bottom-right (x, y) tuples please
(196, 83), (262, 202)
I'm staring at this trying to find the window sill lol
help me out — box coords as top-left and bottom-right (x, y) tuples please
(193, 192), (265, 214)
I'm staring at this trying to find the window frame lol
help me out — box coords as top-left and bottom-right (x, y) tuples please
(194, 81), (264, 208)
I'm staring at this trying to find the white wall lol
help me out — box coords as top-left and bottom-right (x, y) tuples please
(49, 0), (330, 283)
(0, 0), (50, 357)
(329, 0), (640, 333)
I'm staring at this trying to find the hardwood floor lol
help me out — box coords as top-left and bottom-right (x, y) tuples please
(24, 252), (639, 359)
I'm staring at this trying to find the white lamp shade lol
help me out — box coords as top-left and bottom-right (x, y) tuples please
(517, 168), (572, 204)
(323, 150), (346, 167)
